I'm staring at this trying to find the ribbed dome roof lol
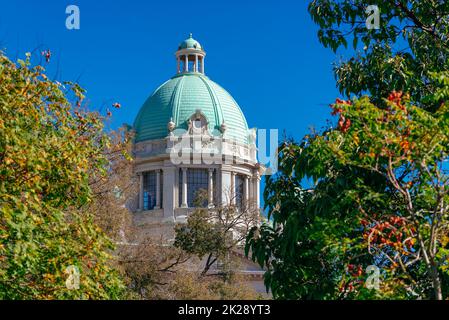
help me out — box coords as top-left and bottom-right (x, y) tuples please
(133, 73), (249, 144)
(178, 34), (202, 50)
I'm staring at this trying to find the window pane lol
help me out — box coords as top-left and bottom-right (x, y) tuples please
(143, 171), (156, 210)
(235, 174), (244, 209)
(187, 168), (208, 207)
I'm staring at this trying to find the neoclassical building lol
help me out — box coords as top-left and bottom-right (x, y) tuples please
(132, 34), (261, 228)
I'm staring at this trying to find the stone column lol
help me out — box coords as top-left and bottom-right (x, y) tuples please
(177, 57), (180, 73)
(208, 168), (214, 207)
(244, 175), (249, 208)
(162, 165), (176, 220)
(155, 169), (161, 209)
(249, 174), (254, 207)
(220, 169), (231, 206)
(181, 167), (188, 208)
(254, 171), (260, 209)
(231, 172), (236, 205)
(138, 172), (144, 211)
(200, 56), (205, 73)
(184, 55), (188, 72)
(195, 55), (198, 72)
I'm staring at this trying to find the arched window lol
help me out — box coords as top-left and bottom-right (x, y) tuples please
(194, 118), (202, 129)
(190, 111), (208, 135)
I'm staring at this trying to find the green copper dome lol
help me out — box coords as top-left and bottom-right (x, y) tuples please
(133, 73), (249, 144)
(178, 33), (202, 50)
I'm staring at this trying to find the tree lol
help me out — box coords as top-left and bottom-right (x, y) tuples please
(162, 271), (260, 300)
(308, 0), (449, 111)
(83, 126), (135, 241)
(0, 52), (124, 299)
(118, 235), (260, 300)
(246, 89), (449, 299)
(244, 0), (449, 300)
(175, 190), (260, 277)
(117, 236), (190, 299)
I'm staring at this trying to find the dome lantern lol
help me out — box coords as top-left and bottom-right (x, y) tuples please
(175, 33), (206, 74)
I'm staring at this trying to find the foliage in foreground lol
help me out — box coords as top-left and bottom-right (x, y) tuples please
(174, 190), (260, 276)
(119, 236), (260, 300)
(246, 89), (449, 299)
(308, 0), (449, 111)
(0, 53), (124, 299)
(0, 52), (263, 300)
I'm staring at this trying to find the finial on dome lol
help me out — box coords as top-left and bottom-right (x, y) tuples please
(168, 117), (175, 133)
(189, 32), (193, 38)
(220, 122), (227, 134)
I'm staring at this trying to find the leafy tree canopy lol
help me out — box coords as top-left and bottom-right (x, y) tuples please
(0, 52), (124, 299)
(246, 87), (449, 299)
(308, 0), (449, 111)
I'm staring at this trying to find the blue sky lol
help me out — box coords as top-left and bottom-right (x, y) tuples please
(0, 0), (350, 207)
(0, 0), (344, 139)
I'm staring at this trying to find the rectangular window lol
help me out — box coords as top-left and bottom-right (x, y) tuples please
(143, 171), (156, 210)
(187, 168), (208, 207)
(235, 174), (244, 210)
